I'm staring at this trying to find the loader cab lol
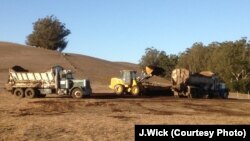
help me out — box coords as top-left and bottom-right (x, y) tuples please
(121, 70), (137, 85)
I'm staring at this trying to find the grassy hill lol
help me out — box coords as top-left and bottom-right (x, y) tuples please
(0, 42), (170, 93)
(0, 42), (140, 90)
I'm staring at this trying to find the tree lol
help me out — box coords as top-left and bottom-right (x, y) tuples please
(177, 37), (250, 93)
(139, 47), (178, 79)
(140, 38), (249, 92)
(177, 42), (207, 72)
(139, 47), (160, 67)
(26, 15), (71, 52)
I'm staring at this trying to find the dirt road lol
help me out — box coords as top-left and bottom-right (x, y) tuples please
(1, 90), (250, 141)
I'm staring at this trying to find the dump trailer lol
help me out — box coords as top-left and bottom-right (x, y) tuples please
(171, 68), (229, 98)
(5, 66), (92, 99)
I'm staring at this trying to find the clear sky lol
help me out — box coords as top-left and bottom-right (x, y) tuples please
(0, 0), (249, 63)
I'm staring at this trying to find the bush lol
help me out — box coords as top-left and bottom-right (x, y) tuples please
(230, 79), (250, 93)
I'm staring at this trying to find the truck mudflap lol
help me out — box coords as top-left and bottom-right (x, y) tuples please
(84, 87), (92, 96)
(83, 79), (92, 96)
(4, 84), (13, 91)
(219, 89), (229, 99)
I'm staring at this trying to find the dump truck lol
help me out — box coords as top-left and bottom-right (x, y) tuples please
(109, 66), (166, 96)
(171, 68), (229, 98)
(5, 65), (92, 98)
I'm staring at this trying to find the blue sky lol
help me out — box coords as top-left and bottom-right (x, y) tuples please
(0, 0), (249, 63)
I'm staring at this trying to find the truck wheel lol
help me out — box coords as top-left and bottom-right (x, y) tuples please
(178, 92), (186, 98)
(114, 85), (124, 95)
(14, 88), (24, 98)
(25, 88), (36, 98)
(188, 93), (193, 98)
(173, 91), (182, 98)
(71, 88), (84, 99)
(131, 86), (140, 96)
(222, 92), (229, 99)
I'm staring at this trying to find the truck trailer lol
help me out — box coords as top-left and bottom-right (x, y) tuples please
(171, 68), (229, 99)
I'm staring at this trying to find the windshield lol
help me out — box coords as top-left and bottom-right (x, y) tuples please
(65, 73), (74, 79)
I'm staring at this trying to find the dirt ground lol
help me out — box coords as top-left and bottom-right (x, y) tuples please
(1, 87), (250, 141)
(1, 42), (250, 140)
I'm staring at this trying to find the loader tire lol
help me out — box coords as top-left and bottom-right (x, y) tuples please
(131, 86), (140, 96)
(25, 88), (36, 98)
(71, 88), (84, 99)
(14, 88), (24, 98)
(114, 85), (124, 95)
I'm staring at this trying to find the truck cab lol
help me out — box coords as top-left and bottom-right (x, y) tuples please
(54, 66), (92, 98)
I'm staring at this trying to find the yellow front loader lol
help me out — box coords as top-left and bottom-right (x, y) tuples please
(109, 66), (162, 96)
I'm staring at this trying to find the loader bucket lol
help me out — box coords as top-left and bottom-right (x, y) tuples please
(145, 66), (165, 76)
(145, 66), (154, 76)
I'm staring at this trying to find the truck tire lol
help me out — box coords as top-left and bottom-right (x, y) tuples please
(188, 93), (193, 98)
(178, 92), (186, 98)
(131, 86), (140, 96)
(25, 88), (36, 98)
(221, 91), (229, 99)
(173, 91), (179, 97)
(114, 84), (124, 95)
(71, 88), (84, 99)
(14, 88), (24, 98)
(189, 91), (198, 98)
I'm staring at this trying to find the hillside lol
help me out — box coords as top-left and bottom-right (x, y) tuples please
(0, 42), (140, 89)
(0, 42), (170, 92)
